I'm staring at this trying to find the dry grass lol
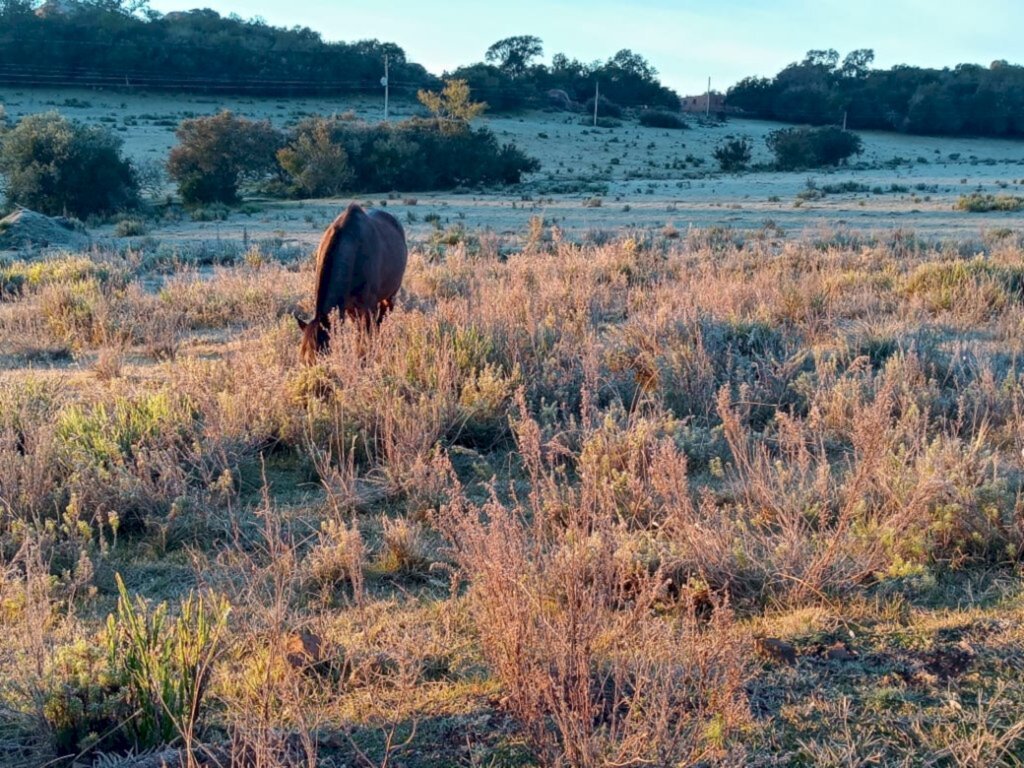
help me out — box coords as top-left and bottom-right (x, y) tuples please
(3, 227), (1024, 766)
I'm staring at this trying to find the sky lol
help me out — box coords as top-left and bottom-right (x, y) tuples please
(147, 0), (1024, 95)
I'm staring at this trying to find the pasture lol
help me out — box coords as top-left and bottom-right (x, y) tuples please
(2, 92), (1024, 767)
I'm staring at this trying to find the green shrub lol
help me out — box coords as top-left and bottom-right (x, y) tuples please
(638, 109), (687, 129)
(766, 126), (863, 170)
(0, 256), (120, 299)
(904, 257), (1024, 312)
(167, 111), (282, 205)
(0, 112), (138, 217)
(42, 639), (132, 757)
(106, 574), (230, 750)
(954, 193), (1024, 212)
(584, 95), (623, 119)
(55, 392), (194, 475)
(114, 217), (148, 237)
(276, 117), (539, 196)
(712, 137), (753, 171)
(276, 117), (354, 198)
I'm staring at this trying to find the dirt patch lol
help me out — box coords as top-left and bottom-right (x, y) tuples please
(0, 208), (91, 252)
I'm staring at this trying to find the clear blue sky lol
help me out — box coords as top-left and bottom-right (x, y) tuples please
(148, 0), (1023, 95)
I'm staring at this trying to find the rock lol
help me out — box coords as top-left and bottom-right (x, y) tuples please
(755, 636), (797, 665)
(284, 629), (324, 670)
(825, 642), (857, 662)
(0, 207), (91, 253)
(547, 89), (575, 111)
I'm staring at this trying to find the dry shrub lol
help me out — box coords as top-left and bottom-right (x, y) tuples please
(307, 518), (365, 604)
(0, 379), (64, 535)
(92, 344), (125, 381)
(378, 516), (431, 575)
(435, 402), (749, 767)
(685, 361), (1015, 606)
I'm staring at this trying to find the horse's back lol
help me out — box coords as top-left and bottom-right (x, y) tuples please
(368, 208), (408, 300)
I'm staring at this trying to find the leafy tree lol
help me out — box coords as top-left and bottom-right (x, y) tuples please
(450, 63), (532, 111)
(727, 48), (1024, 138)
(276, 118), (353, 198)
(485, 35), (543, 79)
(167, 111), (281, 204)
(841, 49), (875, 78)
(417, 79), (487, 133)
(0, 112), (137, 217)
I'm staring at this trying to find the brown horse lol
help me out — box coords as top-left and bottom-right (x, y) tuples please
(296, 203), (408, 365)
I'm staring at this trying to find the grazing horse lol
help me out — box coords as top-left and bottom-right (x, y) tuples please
(296, 203), (408, 365)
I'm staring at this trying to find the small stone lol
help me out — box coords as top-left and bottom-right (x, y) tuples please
(755, 636), (797, 665)
(825, 642), (856, 661)
(285, 629), (324, 669)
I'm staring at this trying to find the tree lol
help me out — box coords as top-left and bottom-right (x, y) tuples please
(0, 112), (137, 217)
(485, 35), (543, 79)
(803, 49), (840, 70)
(841, 49), (875, 78)
(167, 111), (281, 205)
(276, 118), (353, 198)
(417, 79), (487, 133)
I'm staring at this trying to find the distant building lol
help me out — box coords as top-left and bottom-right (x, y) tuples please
(680, 92), (729, 114)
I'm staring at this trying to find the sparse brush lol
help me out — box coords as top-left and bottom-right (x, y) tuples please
(434, 397), (750, 766)
(378, 516), (432, 575)
(308, 518), (366, 603)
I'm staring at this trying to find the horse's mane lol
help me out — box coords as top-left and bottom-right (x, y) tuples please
(312, 202), (361, 319)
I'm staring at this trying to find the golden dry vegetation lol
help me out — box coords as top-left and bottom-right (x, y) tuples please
(4, 219), (1024, 766)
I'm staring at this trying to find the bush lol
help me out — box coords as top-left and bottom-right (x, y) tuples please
(114, 217), (147, 237)
(954, 193), (1024, 213)
(0, 112), (138, 217)
(584, 95), (623, 119)
(638, 109), (687, 129)
(276, 117), (354, 198)
(276, 117), (539, 195)
(167, 111), (282, 205)
(766, 126), (863, 170)
(106, 574), (230, 750)
(713, 137), (753, 171)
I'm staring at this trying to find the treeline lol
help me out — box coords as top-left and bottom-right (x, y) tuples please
(449, 36), (680, 110)
(0, 0), (435, 95)
(727, 49), (1024, 138)
(0, 3), (680, 111)
(0, 3), (681, 111)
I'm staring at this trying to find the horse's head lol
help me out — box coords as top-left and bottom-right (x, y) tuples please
(296, 313), (330, 365)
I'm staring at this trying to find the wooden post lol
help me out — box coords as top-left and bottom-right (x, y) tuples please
(706, 76), (711, 118)
(842, 110), (848, 131)
(593, 80), (599, 127)
(382, 55), (390, 122)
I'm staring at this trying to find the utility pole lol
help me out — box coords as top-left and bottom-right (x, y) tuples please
(706, 76), (711, 118)
(382, 55), (390, 122)
(593, 80), (599, 127)
(842, 110), (848, 131)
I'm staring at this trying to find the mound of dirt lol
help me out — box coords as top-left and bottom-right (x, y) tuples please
(0, 208), (91, 252)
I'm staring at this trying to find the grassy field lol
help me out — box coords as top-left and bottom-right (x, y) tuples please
(3, 92), (1024, 767)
